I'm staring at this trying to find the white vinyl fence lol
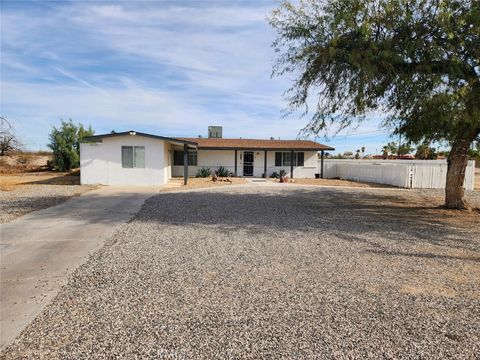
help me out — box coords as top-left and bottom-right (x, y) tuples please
(321, 159), (475, 190)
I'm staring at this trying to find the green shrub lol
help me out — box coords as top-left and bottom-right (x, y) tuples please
(196, 167), (212, 177)
(215, 166), (230, 177)
(48, 119), (94, 171)
(270, 171), (279, 179)
(278, 169), (288, 178)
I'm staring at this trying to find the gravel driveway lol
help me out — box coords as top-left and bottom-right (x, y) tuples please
(2, 185), (479, 359)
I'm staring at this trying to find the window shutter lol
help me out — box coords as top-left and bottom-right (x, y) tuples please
(275, 152), (282, 166)
(297, 152), (304, 166)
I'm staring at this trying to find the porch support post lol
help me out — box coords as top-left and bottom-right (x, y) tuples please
(264, 150), (267, 178)
(183, 144), (188, 185)
(234, 149), (238, 176)
(290, 150), (294, 178)
(321, 150), (324, 179)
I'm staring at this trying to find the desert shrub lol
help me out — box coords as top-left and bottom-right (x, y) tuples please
(16, 153), (33, 165)
(34, 150), (53, 156)
(196, 167), (212, 178)
(46, 159), (54, 170)
(278, 169), (288, 178)
(215, 166), (230, 177)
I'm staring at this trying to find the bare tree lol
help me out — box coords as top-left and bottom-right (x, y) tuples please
(0, 116), (23, 156)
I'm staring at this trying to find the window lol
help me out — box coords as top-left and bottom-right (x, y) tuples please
(189, 151), (198, 166)
(173, 150), (197, 166)
(122, 146), (145, 168)
(275, 152), (304, 166)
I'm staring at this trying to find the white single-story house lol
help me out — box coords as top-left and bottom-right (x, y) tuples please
(80, 127), (334, 186)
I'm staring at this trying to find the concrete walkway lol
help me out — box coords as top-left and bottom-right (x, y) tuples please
(0, 186), (158, 349)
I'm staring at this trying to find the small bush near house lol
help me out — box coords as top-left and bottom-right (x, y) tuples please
(270, 171), (279, 179)
(196, 167), (212, 178)
(278, 169), (288, 178)
(215, 166), (230, 177)
(278, 169), (289, 183)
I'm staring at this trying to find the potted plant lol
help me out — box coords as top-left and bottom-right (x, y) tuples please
(315, 173), (320, 179)
(278, 169), (288, 183)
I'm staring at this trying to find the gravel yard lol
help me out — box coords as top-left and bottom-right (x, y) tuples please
(2, 185), (479, 359)
(0, 184), (96, 223)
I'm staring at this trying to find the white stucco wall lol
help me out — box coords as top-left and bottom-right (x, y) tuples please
(80, 135), (168, 185)
(172, 150), (235, 177)
(172, 149), (320, 178)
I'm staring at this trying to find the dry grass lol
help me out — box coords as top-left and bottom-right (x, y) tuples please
(164, 177), (247, 191)
(0, 153), (51, 174)
(0, 171), (80, 191)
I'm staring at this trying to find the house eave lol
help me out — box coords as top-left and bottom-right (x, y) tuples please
(196, 146), (335, 151)
(83, 131), (198, 149)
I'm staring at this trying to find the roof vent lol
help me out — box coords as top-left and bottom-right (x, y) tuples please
(208, 126), (222, 138)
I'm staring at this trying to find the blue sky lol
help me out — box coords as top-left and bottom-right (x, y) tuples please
(1, 0), (393, 154)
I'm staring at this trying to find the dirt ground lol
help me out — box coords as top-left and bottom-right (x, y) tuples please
(275, 177), (392, 188)
(164, 177), (247, 190)
(0, 153), (52, 174)
(0, 171), (80, 191)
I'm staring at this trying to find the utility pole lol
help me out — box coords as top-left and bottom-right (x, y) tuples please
(398, 132), (402, 159)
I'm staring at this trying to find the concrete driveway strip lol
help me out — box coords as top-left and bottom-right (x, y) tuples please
(0, 186), (157, 349)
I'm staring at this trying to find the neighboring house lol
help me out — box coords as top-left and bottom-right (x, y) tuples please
(80, 127), (334, 186)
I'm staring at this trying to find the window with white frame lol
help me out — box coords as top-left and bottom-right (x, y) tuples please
(122, 146), (145, 168)
(275, 152), (304, 166)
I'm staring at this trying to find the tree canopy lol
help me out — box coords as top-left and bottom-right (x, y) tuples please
(270, 0), (480, 208)
(48, 120), (94, 171)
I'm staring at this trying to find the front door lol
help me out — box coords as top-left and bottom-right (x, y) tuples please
(243, 151), (254, 176)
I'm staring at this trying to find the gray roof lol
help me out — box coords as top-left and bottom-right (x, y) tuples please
(83, 131), (198, 148)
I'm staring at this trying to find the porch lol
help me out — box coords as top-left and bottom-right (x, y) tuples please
(170, 147), (328, 183)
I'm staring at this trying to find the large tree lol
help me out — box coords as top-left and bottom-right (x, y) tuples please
(0, 116), (22, 156)
(48, 120), (94, 171)
(270, 0), (480, 209)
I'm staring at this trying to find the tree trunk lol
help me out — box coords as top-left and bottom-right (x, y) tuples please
(445, 137), (472, 209)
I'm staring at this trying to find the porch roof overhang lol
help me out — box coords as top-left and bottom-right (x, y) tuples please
(193, 146), (332, 151)
(83, 131), (198, 149)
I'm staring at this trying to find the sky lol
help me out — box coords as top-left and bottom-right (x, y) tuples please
(1, 0), (394, 155)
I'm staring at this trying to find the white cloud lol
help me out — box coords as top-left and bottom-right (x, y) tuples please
(53, 67), (109, 94)
(1, 1), (389, 152)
